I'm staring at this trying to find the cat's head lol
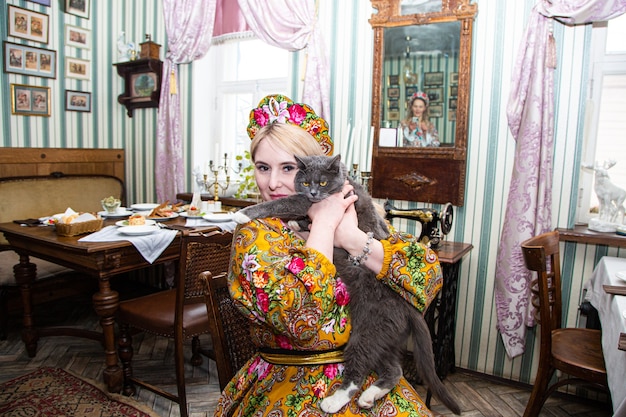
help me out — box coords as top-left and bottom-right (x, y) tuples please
(294, 154), (346, 202)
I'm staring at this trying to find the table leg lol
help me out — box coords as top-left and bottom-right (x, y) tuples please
(14, 253), (39, 357)
(92, 276), (123, 393)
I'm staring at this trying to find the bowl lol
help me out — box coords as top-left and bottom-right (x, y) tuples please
(101, 196), (122, 214)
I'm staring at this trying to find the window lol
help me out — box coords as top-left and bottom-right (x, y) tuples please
(577, 14), (626, 225)
(192, 38), (290, 194)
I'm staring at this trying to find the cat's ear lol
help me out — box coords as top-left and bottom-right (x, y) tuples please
(329, 154), (342, 168)
(295, 155), (306, 170)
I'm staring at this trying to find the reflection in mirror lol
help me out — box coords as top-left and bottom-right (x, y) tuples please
(382, 22), (460, 147)
(401, 0), (443, 15)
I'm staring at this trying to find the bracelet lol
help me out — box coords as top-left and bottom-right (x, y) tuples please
(348, 232), (374, 266)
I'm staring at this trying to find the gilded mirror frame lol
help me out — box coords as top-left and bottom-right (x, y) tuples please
(369, 0), (477, 206)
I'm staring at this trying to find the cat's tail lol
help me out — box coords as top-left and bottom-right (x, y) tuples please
(408, 309), (461, 415)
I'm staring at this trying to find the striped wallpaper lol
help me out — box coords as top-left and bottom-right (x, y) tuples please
(1, 0), (624, 391)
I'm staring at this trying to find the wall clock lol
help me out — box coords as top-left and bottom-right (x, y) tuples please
(114, 58), (162, 117)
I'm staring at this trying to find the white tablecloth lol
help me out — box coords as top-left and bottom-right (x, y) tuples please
(584, 256), (626, 416)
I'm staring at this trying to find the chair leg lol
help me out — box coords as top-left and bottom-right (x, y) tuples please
(175, 337), (188, 417)
(117, 323), (136, 396)
(0, 286), (8, 340)
(191, 335), (203, 366)
(523, 363), (555, 417)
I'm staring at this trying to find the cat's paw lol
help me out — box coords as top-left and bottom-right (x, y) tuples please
(320, 394), (349, 414)
(319, 382), (357, 414)
(231, 211), (251, 224)
(357, 385), (389, 409)
(287, 220), (302, 231)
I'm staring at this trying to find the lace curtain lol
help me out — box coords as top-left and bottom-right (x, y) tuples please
(495, 0), (626, 358)
(156, 0), (216, 202)
(237, 0), (330, 120)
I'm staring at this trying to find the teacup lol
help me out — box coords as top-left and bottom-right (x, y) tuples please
(101, 197), (121, 214)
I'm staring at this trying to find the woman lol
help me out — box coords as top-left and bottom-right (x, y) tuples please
(400, 91), (440, 147)
(215, 94), (442, 416)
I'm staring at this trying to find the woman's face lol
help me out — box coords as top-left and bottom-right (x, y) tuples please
(411, 99), (427, 117)
(253, 138), (299, 201)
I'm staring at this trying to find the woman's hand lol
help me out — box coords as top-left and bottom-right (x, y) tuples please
(304, 181), (358, 260)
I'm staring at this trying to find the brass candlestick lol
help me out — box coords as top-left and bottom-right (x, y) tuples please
(204, 152), (243, 201)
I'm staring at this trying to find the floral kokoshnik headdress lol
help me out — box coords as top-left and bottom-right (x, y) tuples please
(247, 94), (333, 156)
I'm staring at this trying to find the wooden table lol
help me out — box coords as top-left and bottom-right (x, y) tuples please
(584, 256), (626, 415)
(0, 218), (215, 393)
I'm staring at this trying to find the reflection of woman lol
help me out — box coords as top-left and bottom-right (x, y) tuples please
(215, 94), (442, 416)
(400, 91), (440, 147)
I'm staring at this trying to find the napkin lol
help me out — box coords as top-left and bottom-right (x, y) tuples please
(78, 225), (178, 264)
(184, 217), (237, 232)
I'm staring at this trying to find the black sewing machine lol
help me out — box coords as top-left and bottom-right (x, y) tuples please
(384, 201), (453, 248)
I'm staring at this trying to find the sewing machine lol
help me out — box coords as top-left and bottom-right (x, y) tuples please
(384, 201), (453, 248)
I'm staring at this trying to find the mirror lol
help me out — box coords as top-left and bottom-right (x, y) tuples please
(369, 0), (477, 206)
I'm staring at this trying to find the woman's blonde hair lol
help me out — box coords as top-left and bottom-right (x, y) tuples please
(250, 123), (324, 161)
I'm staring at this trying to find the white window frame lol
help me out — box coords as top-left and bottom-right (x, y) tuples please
(577, 20), (626, 224)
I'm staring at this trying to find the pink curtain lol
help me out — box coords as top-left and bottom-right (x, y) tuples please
(156, 0), (216, 202)
(237, 0), (330, 119)
(496, 0), (626, 358)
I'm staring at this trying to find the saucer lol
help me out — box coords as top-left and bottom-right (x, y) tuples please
(118, 225), (159, 236)
(98, 210), (133, 218)
(203, 212), (233, 222)
(130, 203), (160, 211)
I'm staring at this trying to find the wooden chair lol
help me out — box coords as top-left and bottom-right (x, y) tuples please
(117, 228), (233, 417)
(520, 230), (609, 417)
(200, 270), (257, 390)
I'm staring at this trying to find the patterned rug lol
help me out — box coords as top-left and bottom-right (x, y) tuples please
(0, 367), (161, 417)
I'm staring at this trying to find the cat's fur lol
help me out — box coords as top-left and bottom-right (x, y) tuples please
(232, 154), (460, 414)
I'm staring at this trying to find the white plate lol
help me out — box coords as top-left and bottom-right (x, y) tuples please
(115, 219), (157, 227)
(147, 212), (179, 222)
(118, 225), (159, 236)
(203, 212), (233, 222)
(98, 210), (134, 218)
(180, 212), (206, 219)
(130, 203), (160, 211)
(615, 270), (626, 283)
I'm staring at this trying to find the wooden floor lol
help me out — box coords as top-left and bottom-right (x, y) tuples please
(0, 292), (613, 417)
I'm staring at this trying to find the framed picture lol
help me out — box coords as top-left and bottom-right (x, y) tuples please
(449, 98), (457, 109)
(65, 0), (90, 19)
(10, 83), (51, 117)
(65, 90), (91, 112)
(406, 86), (417, 97)
(388, 74), (399, 86)
(430, 104), (443, 118)
(449, 72), (459, 84)
(7, 5), (49, 44)
(65, 57), (90, 80)
(3, 41), (56, 79)
(448, 109), (457, 122)
(424, 71), (444, 86)
(388, 110), (400, 121)
(425, 87), (443, 103)
(387, 87), (400, 98)
(28, 0), (51, 6)
(65, 25), (90, 49)
(130, 72), (158, 101)
(388, 98), (399, 111)
(450, 85), (458, 97)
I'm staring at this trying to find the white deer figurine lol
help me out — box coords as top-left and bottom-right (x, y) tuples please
(582, 160), (626, 224)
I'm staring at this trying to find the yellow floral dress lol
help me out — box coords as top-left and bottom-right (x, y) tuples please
(214, 217), (443, 417)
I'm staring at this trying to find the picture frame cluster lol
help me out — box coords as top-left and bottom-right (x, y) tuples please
(4, 1), (92, 116)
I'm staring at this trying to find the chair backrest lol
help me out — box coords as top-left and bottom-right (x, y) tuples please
(520, 230), (562, 343)
(201, 270), (257, 390)
(176, 229), (234, 317)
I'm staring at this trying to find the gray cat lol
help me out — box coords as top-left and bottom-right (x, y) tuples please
(232, 154), (460, 415)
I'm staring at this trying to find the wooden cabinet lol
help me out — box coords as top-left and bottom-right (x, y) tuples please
(113, 59), (162, 117)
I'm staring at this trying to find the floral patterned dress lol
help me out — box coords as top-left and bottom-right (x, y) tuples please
(214, 217), (443, 417)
